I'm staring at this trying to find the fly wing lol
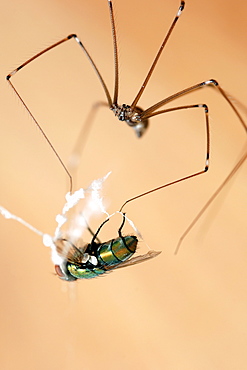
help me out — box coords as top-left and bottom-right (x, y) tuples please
(105, 250), (161, 271)
(55, 238), (88, 265)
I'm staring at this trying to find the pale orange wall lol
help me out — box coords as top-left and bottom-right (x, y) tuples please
(0, 0), (246, 369)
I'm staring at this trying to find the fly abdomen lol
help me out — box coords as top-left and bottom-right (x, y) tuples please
(64, 235), (138, 280)
(97, 235), (137, 266)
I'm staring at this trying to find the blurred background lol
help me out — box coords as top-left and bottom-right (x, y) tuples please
(0, 0), (246, 369)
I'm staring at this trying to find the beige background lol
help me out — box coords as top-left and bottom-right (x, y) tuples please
(0, 0), (246, 369)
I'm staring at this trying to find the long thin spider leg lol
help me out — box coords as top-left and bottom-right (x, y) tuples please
(7, 36), (75, 78)
(175, 150), (247, 254)
(117, 213), (135, 252)
(6, 78), (73, 193)
(90, 218), (109, 245)
(71, 35), (112, 107)
(7, 34), (113, 107)
(67, 101), (108, 188)
(147, 103), (210, 164)
(139, 83), (246, 251)
(215, 82), (246, 132)
(130, 1), (185, 110)
(6, 32), (113, 193)
(141, 80), (247, 134)
(118, 213), (126, 238)
(119, 104), (210, 212)
(120, 171), (205, 213)
(108, 0), (119, 105)
(79, 214), (101, 243)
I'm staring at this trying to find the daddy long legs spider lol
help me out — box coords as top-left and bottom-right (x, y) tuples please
(3, 0), (247, 257)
